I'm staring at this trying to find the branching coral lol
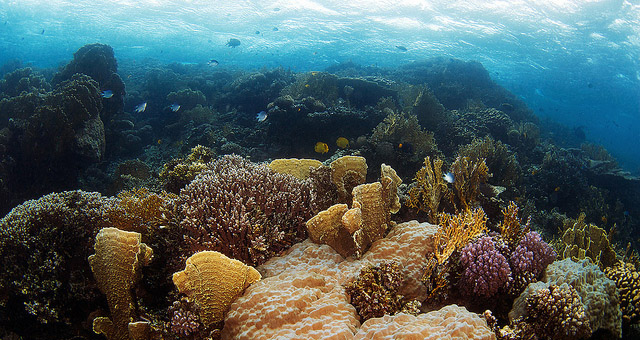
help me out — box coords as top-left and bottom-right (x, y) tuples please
(450, 155), (490, 210)
(344, 261), (419, 321)
(459, 236), (512, 298)
(604, 261), (640, 327)
(179, 154), (313, 266)
(407, 156), (452, 223)
(498, 201), (530, 249)
(433, 208), (488, 265)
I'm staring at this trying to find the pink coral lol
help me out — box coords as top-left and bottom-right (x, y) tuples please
(509, 231), (556, 278)
(459, 236), (511, 298)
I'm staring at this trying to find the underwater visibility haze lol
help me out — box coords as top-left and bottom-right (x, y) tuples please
(1, 1), (640, 340)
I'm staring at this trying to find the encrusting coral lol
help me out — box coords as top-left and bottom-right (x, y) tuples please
(88, 227), (153, 340)
(172, 251), (261, 328)
(179, 154), (313, 266)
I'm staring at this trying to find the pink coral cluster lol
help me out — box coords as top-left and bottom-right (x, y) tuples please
(459, 236), (512, 298)
(168, 300), (201, 337)
(179, 155), (313, 266)
(510, 231), (557, 278)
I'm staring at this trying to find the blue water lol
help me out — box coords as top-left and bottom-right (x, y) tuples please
(1, 0), (639, 171)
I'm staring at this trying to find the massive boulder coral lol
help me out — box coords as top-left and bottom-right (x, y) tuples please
(510, 258), (622, 338)
(179, 154), (313, 266)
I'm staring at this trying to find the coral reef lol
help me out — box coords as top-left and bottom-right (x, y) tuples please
(456, 136), (521, 187)
(268, 158), (323, 180)
(560, 213), (617, 270)
(159, 145), (215, 193)
(0, 191), (115, 337)
(356, 304), (495, 340)
(172, 251), (261, 328)
(459, 236), (512, 298)
(88, 227), (153, 340)
(510, 231), (557, 280)
(604, 261), (640, 327)
(407, 156), (452, 223)
(344, 261), (413, 321)
(330, 155), (368, 204)
(179, 154), (313, 266)
(166, 88), (206, 110)
(450, 155), (490, 210)
(510, 258), (622, 338)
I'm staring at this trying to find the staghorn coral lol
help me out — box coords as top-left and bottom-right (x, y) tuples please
(407, 156), (452, 223)
(268, 158), (323, 180)
(172, 251), (261, 328)
(561, 213), (617, 270)
(179, 154), (313, 266)
(0, 190), (116, 337)
(330, 155), (368, 204)
(450, 155), (490, 210)
(459, 236), (511, 298)
(604, 261), (640, 327)
(345, 261), (418, 321)
(88, 227), (153, 340)
(159, 145), (214, 193)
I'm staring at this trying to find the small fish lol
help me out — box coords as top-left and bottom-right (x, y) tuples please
(314, 142), (329, 154)
(336, 137), (349, 149)
(207, 59), (219, 66)
(396, 45), (407, 52)
(40, 29), (45, 35)
(554, 186), (560, 192)
(273, 27), (279, 31)
(255, 30), (260, 35)
(170, 103), (181, 112)
(397, 142), (414, 154)
(256, 110), (268, 122)
(443, 172), (455, 184)
(101, 90), (113, 98)
(134, 102), (147, 113)
(226, 38), (241, 48)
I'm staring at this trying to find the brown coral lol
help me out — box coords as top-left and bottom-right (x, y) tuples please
(450, 155), (490, 210)
(159, 145), (214, 193)
(498, 201), (530, 249)
(407, 156), (452, 223)
(306, 203), (354, 258)
(561, 213), (617, 270)
(433, 208), (488, 265)
(330, 155), (368, 204)
(172, 251), (261, 328)
(604, 261), (640, 326)
(268, 158), (323, 180)
(88, 227), (153, 340)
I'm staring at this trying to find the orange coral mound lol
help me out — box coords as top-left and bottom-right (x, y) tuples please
(172, 251), (261, 327)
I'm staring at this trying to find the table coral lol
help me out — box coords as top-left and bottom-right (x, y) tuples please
(88, 227), (153, 340)
(172, 251), (261, 328)
(179, 154), (313, 267)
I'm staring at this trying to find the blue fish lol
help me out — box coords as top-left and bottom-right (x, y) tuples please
(170, 103), (181, 112)
(396, 45), (408, 52)
(134, 102), (147, 113)
(207, 59), (219, 67)
(443, 172), (455, 184)
(256, 110), (268, 122)
(101, 90), (113, 98)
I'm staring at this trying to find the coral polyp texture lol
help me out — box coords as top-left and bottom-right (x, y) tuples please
(459, 236), (511, 298)
(172, 251), (261, 328)
(178, 154), (313, 266)
(509, 231), (557, 279)
(604, 260), (640, 327)
(88, 227), (153, 340)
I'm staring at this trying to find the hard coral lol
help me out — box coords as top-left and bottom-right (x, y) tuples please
(459, 236), (511, 298)
(0, 191), (115, 336)
(179, 154), (313, 266)
(450, 155), (490, 210)
(604, 261), (640, 327)
(561, 212), (617, 270)
(510, 231), (557, 279)
(160, 145), (214, 193)
(172, 251), (261, 328)
(345, 261), (416, 321)
(89, 227), (153, 340)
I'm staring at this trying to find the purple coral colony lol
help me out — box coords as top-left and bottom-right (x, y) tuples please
(0, 43), (639, 340)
